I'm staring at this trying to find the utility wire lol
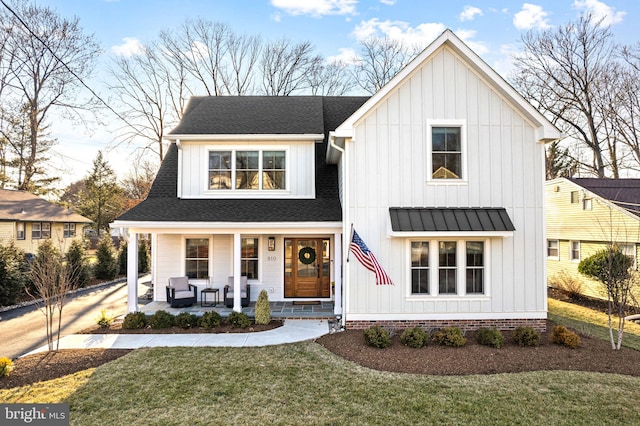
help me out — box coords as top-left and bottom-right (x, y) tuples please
(0, 0), (139, 134)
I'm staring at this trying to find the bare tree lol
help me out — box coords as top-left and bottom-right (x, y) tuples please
(261, 38), (322, 95)
(27, 239), (79, 352)
(307, 60), (355, 96)
(121, 157), (158, 207)
(351, 37), (419, 95)
(512, 15), (620, 178)
(221, 31), (261, 95)
(614, 45), (640, 174)
(0, 2), (101, 191)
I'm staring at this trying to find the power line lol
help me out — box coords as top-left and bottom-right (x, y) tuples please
(0, 0), (139, 135)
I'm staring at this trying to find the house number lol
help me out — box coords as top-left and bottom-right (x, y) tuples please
(267, 256), (277, 262)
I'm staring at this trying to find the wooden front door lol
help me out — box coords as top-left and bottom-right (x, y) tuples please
(284, 238), (330, 298)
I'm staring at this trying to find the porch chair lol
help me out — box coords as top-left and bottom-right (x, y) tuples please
(224, 276), (250, 308)
(166, 276), (197, 308)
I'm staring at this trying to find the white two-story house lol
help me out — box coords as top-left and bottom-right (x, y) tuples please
(113, 30), (559, 330)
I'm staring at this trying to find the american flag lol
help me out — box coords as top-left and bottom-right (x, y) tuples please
(350, 229), (393, 285)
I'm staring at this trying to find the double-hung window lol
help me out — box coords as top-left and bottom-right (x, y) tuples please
(547, 240), (559, 259)
(31, 222), (50, 239)
(208, 150), (286, 191)
(410, 240), (486, 297)
(570, 241), (580, 262)
(16, 223), (25, 240)
(63, 223), (76, 238)
(241, 237), (259, 279)
(430, 124), (464, 180)
(185, 238), (209, 279)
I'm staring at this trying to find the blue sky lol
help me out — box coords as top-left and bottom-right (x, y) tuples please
(25, 0), (640, 187)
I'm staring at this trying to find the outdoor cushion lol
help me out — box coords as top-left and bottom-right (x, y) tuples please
(226, 291), (247, 298)
(169, 277), (190, 291)
(227, 276), (248, 290)
(174, 290), (195, 299)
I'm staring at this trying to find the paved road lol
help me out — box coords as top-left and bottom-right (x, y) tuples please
(0, 275), (151, 359)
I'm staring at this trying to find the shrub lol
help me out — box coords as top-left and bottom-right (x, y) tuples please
(512, 326), (540, 347)
(149, 310), (175, 329)
(548, 270), (584, 299)
(0, 357), (14, 377)
(363, 326), (391, 348)
(66, 239), (91, 288)
(199, 311), (222, 329)
(254, 289), (271, 325)
(0, 242), (28, 306)
(227, 311), (251, 328)
(96, 309), (114, 328)
(138, 240), (150, 274)
(476, 327), (504, 348)
(551, 325), (581, 349)
(118, 242), (128, 276)
(175, 312), (199, 329)
(433, 327), (467, 347)
(94, 235), (118, 280)
(400, 327), (428, 348)
(122, 311), (148, 329)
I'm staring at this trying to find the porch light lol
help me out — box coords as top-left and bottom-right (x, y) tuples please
(268, 237), (275, 251)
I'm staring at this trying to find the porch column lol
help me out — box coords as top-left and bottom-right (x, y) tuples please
(334, 232), (342, 316)
(233, 232), (242, 312)
(127, 231), (139, 313)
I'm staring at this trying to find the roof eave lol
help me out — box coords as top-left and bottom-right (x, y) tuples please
(166, 133), (325, 142)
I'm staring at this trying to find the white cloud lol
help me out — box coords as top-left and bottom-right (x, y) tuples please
(455, 29), (488, 55)
(327, 47), (358, 64)
(111, 37), (144, 57)
(460, 6), (483, 22)
(379, 0), (396, 5)
(492, 43), (521, 77)
(270, 0), (357, 17)
(352, 18), (445, 48)
(513, 3), (551, 30)
(573, 0), (626, 26)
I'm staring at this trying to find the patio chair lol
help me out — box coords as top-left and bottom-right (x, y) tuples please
(166, 276), (197, 308)
(224, 276), (250, 308)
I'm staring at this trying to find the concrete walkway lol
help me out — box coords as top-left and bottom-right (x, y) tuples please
(23, 319), (331, 357)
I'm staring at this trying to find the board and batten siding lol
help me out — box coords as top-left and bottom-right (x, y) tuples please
(345, 45), (546, 320)
(178, 140), (315, 198)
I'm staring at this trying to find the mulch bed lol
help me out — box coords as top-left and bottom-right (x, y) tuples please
(79, 320), (283, 335)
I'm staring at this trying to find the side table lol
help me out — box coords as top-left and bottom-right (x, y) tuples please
(201, 288), (219, 307)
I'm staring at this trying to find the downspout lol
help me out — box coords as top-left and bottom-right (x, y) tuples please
(330, 133), (348, 329)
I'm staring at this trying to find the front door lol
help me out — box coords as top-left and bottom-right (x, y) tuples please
(284, 238), (330, 298)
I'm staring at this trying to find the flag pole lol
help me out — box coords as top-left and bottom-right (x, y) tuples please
(346, 223), (354, 263)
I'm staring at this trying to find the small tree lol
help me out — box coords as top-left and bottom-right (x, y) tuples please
(66, 239), (91, 288)
(254, 289), (271, 325)
(0, 242), (28, 306)
(94, 235), (118, 280)
(578, 246), (635, 349)
(118, 241), (128, 275)
(138, 239), (150, 274)
(28, 240), (80, 351)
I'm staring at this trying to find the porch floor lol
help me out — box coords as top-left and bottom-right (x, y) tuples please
(138, 300), (336, 319)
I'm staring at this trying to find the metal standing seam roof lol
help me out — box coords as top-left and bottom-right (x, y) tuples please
(389, 207), (515, 232)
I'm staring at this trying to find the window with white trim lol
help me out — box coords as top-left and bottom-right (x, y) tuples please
(63, 223), (76, 238)
(570, 191), (579, 204)
(208, 150), (286, 191)
(430, 125), (464, 180)
(410, 241), (429, 294)
(583, 198), (592, 210)
(16, 222), (25, 240)
(570, 241), (580, 261)
(410, 240), (486, 297)
(241, 237), (259, 279)
(547, 240), (559, 259)
(185, 238), (209, 279)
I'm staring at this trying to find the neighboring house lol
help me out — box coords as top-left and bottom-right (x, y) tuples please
(0, 189), (92, 254)
(546, 178), (640, 300)
(112, 30), (559, 330)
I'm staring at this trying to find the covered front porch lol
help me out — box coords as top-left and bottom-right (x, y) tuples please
(138, 300), (336, 319)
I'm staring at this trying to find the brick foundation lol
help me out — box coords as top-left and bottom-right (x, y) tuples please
(345, 318), (547, 332)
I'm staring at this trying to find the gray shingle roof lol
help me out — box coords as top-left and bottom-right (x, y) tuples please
(117, 96), (370, 223)
(169, 96), (326, 135)
(389, 207), (515, 232)
(570, 178), (640, 217)
(0, 189), (92, 223)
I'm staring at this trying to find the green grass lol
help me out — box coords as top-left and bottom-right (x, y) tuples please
(548, 298), (640, 350)
(2, 299), (640, 425)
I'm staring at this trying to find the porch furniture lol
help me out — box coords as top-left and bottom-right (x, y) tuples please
(166, 276), (197, 308)
(201, 288), (219, 307)
(224, 276), (250, 308)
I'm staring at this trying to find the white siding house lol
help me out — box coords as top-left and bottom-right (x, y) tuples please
(112, 30), (559, 330)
